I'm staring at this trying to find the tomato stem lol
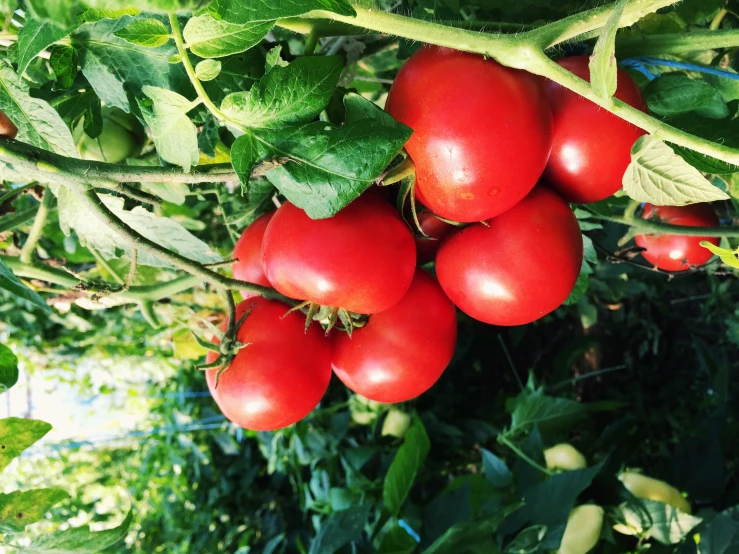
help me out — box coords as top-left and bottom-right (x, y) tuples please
(593, 212), (739, 237)
(19, 188), (53, 264)
(498, 434), (552, 476)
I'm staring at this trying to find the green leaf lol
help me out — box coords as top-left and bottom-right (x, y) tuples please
(257, 119), (412, 219)
(699, 506), (739, 554)
(49, 45), (79, 89)
(563, 271), (589, 306)
(588, 0), (626, 101)
(222, 56), (343, 129)
(55, 189), (222, 268)
(623, 136), (730, 205)
(343, 93), (403, 128)
(78, 7), (140, 24)
(0, 344), (18, 393)
(209, 0), (355, 25)
(75, 16), (189, 113)
(422, 505), (519, 554)
(82, 0), (210, 14)
(265, 45), (289, 71)
(232, 134), (257, 186)
(307, 504), (371, 554)
(25, 0), (79, 30)
(700, 242), (739, 269)
(669, 115), (739, 175)
(481, 448), (512, 488)
(0, 60), (77, 157)
(379, 526), (418, 554)
(641, 499), (702, 545)
(140, 86), (199, 172)
(16, 16), (70, 77)
(114, 18), (171, 48)
(0, 488), (70, 533)
(644, 75), (729, 119)
(23, 510), (133, 553)
(183, 14), (273, 58)
(0, 417), (52, 472)
(195, 59), (222, 81)
(0, 257), (51, 312)
(383, 416), (430, 516)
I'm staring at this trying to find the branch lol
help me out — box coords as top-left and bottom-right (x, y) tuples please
(591, 212), (739, 237)
(616, 29), (739, 57)
(19, 190), (54, 263)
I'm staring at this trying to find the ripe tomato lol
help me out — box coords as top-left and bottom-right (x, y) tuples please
(544, 443), (587, 471)
(262, 194), (416, 314)
(0, 110), (17, 139)
(436, 186), (583, 326)
(559, 505), (604, 554)
(544, 56), (648, 203)
(205, 298), (332, 431)
(232, 211), (274, 298)
(619, 472), (691, 513)
(331, 269), (457, 403)
(385, 46), (552, 222)
(634, 203), (720, 271)
(414, 209), (454, 265)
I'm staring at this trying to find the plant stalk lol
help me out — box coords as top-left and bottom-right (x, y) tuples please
(19, 190), (54, 264)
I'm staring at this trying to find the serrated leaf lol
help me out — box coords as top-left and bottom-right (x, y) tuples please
(0, 257), (51, 312)
(195, 59), (221, 81)
(343, 93), (403, 128)
(700, 242), (739, 269)
(55, 189), (221, 267)
(0, 60), (77, 157)
(24, 510), (132, 553)
(49, 45), (79, 89)
(183, 14), (273, 58)
(623, 136), (730, 205)
(209, 0), (355, 25)
(0, 418), (52, 472)
(231, 134), (257, 186)
(256, 119), (411, 219)
(0, 344), (18, 393)
(383, 416), (430, 516)
(222, 56), (343, 129)
(114, 18), (170, 48)
(16, 16), (70, 77)
(0, 488), (70, 533)
(645, 74), (729, 119)
(589, 0), (626, 101)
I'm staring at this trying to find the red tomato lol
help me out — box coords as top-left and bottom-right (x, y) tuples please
(232, 211), (274, 298)
(634, 204), (720, 271)
(262, 194), (416, 314)
(331, 269), (457, 403)
(544, 56), (648, 203)
(436, 186), (583, 326)
(414, 209), (454, 265)
(205, 298), (332, 431)
(385, 45), (552, 222)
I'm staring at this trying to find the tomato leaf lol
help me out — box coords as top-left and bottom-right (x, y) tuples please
(222, 56), (344, 129)
(16, 15), (70, 77)
(114, 18), (171, 48)
(0, 257), (51, 313)
(24, 510), (133, 553)
(308, 504), (371, 554)
(640, 499), (702, 545)
(644, 75), (729, 120)
(384, 416), (430, 516)
(49, 45), (79, 89)
(0, 489), (70, 533)
(422, 504), (519, 554)
(668, 115), (739, 175)
(623, 135), (730, 205)
(588, 0), (626, 101)
(25, 0), (80, 30)
(0, 418), (52, 472)
(378, 525), (418, 554)
(183, 14), (273, 59)
(699, 506), (739, 554)
(0, 344), (18, 393)
(195, 59), (222, 81)
(209, 0), (355, 25)
(232, 134), (258, 187)
(481, 448), (513, 488)
(700, 241), (739, 269)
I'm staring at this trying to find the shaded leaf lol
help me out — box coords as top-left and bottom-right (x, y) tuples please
(308, 504), (371, 554)
(0, 257), (51, 312)
(482, 449), (513, 488)
(384, 416), (430, 516)
(17, 16), (70, 77)
(645, 74), (729, 119)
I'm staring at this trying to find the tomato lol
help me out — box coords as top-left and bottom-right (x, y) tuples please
(331, 269), (457, 403)
(558, 505), (604, 554)
(619, 472), (691, 513)
(634, 204), (720, 271)
(414, 209), (454, 265)
(385, 45), (552, 222)
(436, 186), (583, 326)
(75, 107), (141, 163)
(0, 110), (17, 139)
(544, 56), (648, 203)
(205, 298), (332, 431)
(232, 211), (274, 298)
(545, 443), (587, 471)
(262, 194), (416, 314)
(381, 408), (412, 438)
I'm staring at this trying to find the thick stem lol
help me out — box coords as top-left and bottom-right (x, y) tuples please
(616, 29), (739, 57)
(19, 190), (53, 264)
(592, 213), (739, 237)
(303, 27), (320, 54)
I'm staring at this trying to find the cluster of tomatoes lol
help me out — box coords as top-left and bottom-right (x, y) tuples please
(204, 47), (722, 431)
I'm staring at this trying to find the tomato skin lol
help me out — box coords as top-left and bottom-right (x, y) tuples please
(634, 204), (720, 271)
(331, 269), (457, 403)
(545, 443), (587, 471)
(414, 210), (454, 265)
(544, 56), (648, 203)
(436, 186), (583, 326)
(232, 212), (274, 298)
(262, 194), (416, 314)
(386, 46), (552, 222)
(0, 110), (17, 139)
(558, 505), (604, 554)
(205, 298), (332, 431)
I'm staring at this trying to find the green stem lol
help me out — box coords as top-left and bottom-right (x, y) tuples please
(710, 8), (728, 31)
(617, 29), (739, 57)
(381, 157), (415, 186)
(169, 13), (227, 121)
(304, 27), (320, 54)
(593, 213), (739, 237)
(90, 246), (125, 285)
(19, 191), (53, 264)
(0, 182), (37, 205)
(498, 434), (552, 476)
(0, 207), (39, 233)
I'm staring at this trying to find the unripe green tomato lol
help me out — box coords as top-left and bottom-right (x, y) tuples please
(544, 443), (587, 471)
(618, 472), (691, 514)
(349, 394), (383, 426)
(381, 408), (411, 438)
(558, 505), (604, 554)
(76, 118), (137, 163)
